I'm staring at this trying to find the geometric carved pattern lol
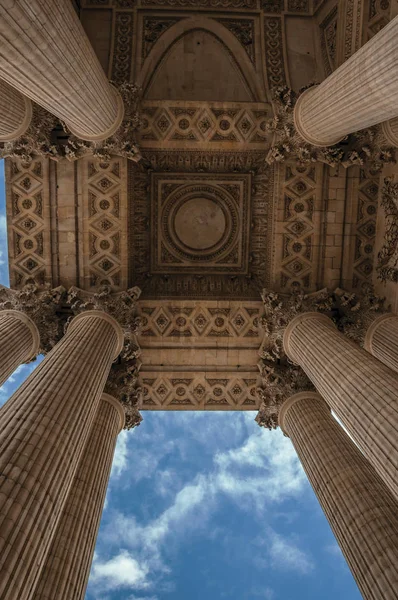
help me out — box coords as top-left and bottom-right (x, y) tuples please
(82, 158), (127, 290)
(352, 168), (380, 290)
(150, 173), (251, 274)
(278, 162), (318, 291)
(320, 6), (337, 76)
(263, 16), (287, 90)
(140, 372), (260, 410)
(129, 151), (273, 299)
(140, 101), (272, 149)
(366, 0), (391, 40)
(5, 158), (52, 288)
(111, 11), (134, 85)
(139, 302), (261, 340)
(216, 18), (255, 64)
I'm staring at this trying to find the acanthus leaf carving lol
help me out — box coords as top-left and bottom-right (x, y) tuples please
(265, 86), (396, 170)
(377, 177), (398, 283)
(0, 283), (66, 354)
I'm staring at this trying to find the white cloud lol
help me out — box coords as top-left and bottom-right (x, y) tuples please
(111, 430), (129, 478)
(268, 530), (314, 574)
(91, 550), (150, 590)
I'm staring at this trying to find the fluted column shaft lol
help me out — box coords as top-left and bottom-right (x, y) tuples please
(0, 0), (124, 141)
(293, 16), (398, 146)
(0, 310), (123, 600)
(284, 312), (398, 498)
(0, 80), (31, 141)
(0, 310), (39, 386)
(365, 314), (398, 373)
(33, 393), (125, 600)
(280, 392), (398, 600)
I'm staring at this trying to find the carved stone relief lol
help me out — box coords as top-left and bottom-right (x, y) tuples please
(263, 16), (288, 90)
(138, 301), (261, 341)
(80, 157), (129, 290)
(5, 158), (53, 288)
(139, 101), (272, 148)
(111, 12), (134, 84)
(377, 177), (398, 283)
(366, 0), (391, 39)
(128, 151), (274, 299)
(272, 160), (324, 292)
(320, 6), (337, 75)
(141, 372), (260, 410)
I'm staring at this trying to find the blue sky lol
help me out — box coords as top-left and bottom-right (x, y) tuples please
(0, 159), (361, 600)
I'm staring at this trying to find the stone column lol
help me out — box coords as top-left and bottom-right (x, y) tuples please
(283, 312), (398, 499)
(32, 393), (125, 600)
(0, 310), (39, 386)
(382, 117), (398, 146)
(0, 310), (124, 600)
(0, 80), (31, 141)
(280, 391), (398, 600)
(364, 314), (398, 373)
(0, 0), (124, 141)
(293, 16), (398, 146)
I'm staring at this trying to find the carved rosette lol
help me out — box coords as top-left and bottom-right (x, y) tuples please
(377, 177), (398, 283)
(0, 283), (66, 354)
(0, 82), (142, 164)
(265, 86), (396, 169)
(67, 284), (143, 429)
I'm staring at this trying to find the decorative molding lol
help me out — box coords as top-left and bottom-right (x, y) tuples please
(142, 17), (181, 59)
(259, 287), (388, 362)
(128, 151), (273, 299)
(216, 18), (255, 63)
(274, 161), (323, 292)
(140, 0), (258, 7)
(377, 177), (398, 283)
(261, 0), (283, 11)
(139, 101), (272, 149)
(5, 158), (53, 288)
(80, 157), (129, 290)
(68, 285), (143, 428)
(0, 283), (65, 354)
(366, 0), (391, 39)
(138, 301), (261, 342)
(286, 0), (310, 12)
(140, 372), (260, 410)
(351, 167), (380, 290)
(263, 16), (287, 90)
(255, 363), (313, 429)
(0, 83), (142, 164)
(265, 87), (396, 169)
(111, 12), (134, 85)
(320, 6), (337, 76)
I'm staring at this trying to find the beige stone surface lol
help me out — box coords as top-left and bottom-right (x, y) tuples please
(365, 313), (398, 373)
(0, 0), (123, 140)
(32, 393), (124, 600)
(294, 16), (398, 145)
(284, 312), (398, 499)
(0, 80), (31, 141)
(0, 310), (39, 386)
(281, 392), (398, 600)
(0, 311), (122, 600)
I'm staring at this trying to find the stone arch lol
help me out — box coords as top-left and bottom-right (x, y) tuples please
(139, 17), (265, 102)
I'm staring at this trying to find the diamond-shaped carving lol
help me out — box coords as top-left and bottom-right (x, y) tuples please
(285, 220), (312, 237)
(236, 112), (255, 139)
(91, 216), (117, 234)
(193, 384), (206, 401)
(14, 173), (42, 194)
(97, 258), (115, 273)
(90, 174), (118, 194)
(195, 109), (216, 139)
(15, 216), (38, 233)
(287, 179), (311, 197)
(357, 220), (376, 239)
(193, 312), (210, 334)
(284, 258), (309, 276)
(356, 258), (373, 277)
(154, 309), (171, 333)
(360, 181), (379, 201)
(155, 111), (173, 137)
(20, 257), (39, 272)
(155, 381), (172, 403)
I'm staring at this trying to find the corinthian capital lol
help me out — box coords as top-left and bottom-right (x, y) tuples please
(68, 284), (143, 429)
(0, 283), (66, 354)
(255, 362), (313, 430)
(265, 86), (395, 170)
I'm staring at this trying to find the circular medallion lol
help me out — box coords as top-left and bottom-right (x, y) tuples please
(174, 198), (226, 251)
